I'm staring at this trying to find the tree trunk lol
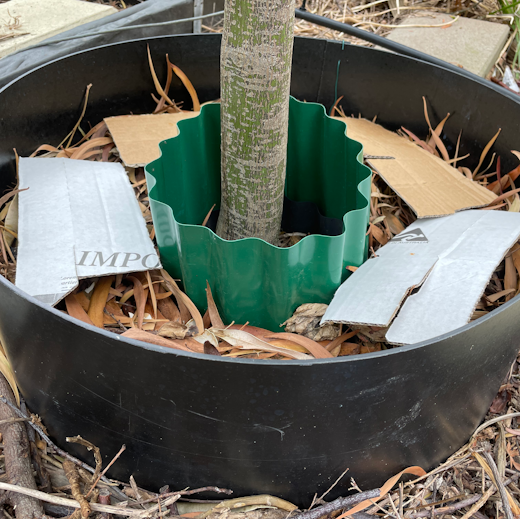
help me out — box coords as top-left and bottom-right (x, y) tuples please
(217, 0), (295, 244)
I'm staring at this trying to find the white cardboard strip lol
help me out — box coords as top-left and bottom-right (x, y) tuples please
(16, 158), (161, 306)
(322, 210), (520, 344)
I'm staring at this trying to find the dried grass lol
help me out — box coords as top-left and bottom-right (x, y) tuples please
(3, 371), (520, 519)
(0, 31), (518, 519)
(1, 51), (519, 360)
(0, 11), (27, 42)
(202, 0), (519, 88)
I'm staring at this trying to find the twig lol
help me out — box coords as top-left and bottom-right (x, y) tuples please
(408, 454), (472, 486)
(0, 395), (127, 500)
(0, 481), (180, 518)
(0, 376), (43, 519)
(63, 460), (91, 519)
(459, 486), (497, 519)
(407, 494), (482, 518)
(388, 494), (401, 519)
(289, 489), (380, 519)
(144, 495), (181, 519)
(86, 444), (126, 497)
(315, 468), (349, 504)
(138, 487), (232, 505)
(160, 485), (178, 518)
(483, 450), (514, 519)
(471, 412), (520, 441)
(66, 435), (102, 486)
(398, 483), (403, 519)
(103, 309), (128, 332)
(0, 417), (28, 426)
(130, 476), (146, 509)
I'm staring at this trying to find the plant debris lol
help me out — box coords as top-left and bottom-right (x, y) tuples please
(0, 11), (28, 42)
(0, 12), (519, 519)
(1, 52), (519, 359)
(282, 304), (340, 341)
(0, 356), (518, 519)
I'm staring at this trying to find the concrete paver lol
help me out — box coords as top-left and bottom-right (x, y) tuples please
(385, 12), (510, 77)
(0, 0), (117, 59)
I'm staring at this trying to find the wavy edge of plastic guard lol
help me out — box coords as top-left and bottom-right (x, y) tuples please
(145, 96), (372, 254)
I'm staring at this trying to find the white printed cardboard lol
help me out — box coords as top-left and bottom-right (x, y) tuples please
(321, 210), (520, 345)
(16, 158), (161, 306)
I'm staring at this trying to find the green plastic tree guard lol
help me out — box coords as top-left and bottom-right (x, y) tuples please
(146, 97), (371, 330)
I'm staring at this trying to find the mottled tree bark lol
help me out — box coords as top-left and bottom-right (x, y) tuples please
(217, 0), (295, 244)
(0, 375), (43, 519)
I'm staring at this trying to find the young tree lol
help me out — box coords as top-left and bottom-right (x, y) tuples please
(216, 0), (296, 244)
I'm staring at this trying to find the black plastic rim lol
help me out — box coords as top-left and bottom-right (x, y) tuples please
(0, 34), (519, 505)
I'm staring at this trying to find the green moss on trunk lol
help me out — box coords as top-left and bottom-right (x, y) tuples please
(217, 0), (295, 244)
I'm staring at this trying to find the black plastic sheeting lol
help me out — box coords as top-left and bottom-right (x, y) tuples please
(0, 0), (223, 89)
(1, 34), (520, 505)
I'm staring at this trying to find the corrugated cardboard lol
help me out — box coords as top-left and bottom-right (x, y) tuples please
(338, 117), (496, 217)
(105, 112), (199, 168)
(16, 158), (161, 306)
(321, 210), (520, 345)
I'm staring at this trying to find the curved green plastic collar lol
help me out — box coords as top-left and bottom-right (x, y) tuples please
(146, 97), (371, 330)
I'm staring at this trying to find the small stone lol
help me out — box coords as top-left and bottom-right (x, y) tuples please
(384, 13), (509, 77)
(0, 0), (117, 60)
(282, 303), (340, 341)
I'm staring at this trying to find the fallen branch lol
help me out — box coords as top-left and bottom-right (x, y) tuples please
(0, 395), (127, 500)
(482, 451), (515, 519)
(459, 486), (497, 519)
(0, 481), (179, 518)
(63, 460), (91, 518)
(0, 374), (43, 519)
(66, 436), (102, 487)
(407, 494), (482, 518)
(289, 489), (380, 519)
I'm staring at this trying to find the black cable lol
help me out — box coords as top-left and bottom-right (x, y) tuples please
(294, 8), (515, 97)
(20, 11), (225, 50)
(13, 4), (517, 102)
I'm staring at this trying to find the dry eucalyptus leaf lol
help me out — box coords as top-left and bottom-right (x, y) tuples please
(381, 208), (405, 235)
(282, 303), (340, 341)
(157, 321), (187, 339)
(212, 328), (311, 360)
(204, 341), (221, 356)
(184, 319), (200, 337)
(192, 329), (219, 348)
(510, 194), (520, 212)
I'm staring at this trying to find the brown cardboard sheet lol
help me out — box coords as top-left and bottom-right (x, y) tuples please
(338, 117), (496, 218)
(105, 112), (199, 168)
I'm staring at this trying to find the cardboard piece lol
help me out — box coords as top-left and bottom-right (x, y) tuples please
(105, 112), (199, 168)
(16, 158), (161, 306)
(338, 117), (496, 218)
(321, 210), (520, 345)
